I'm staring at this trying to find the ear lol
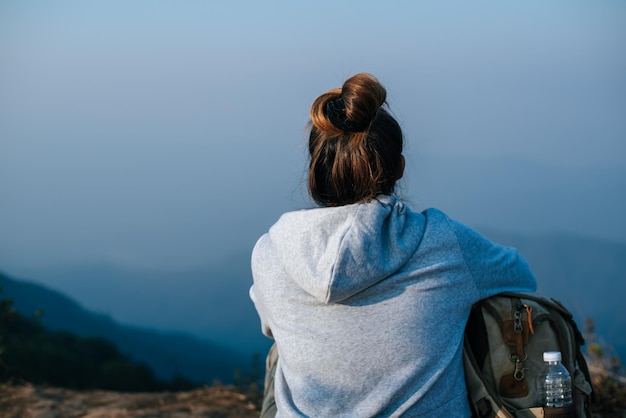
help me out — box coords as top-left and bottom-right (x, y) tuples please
(396, 155), (405, 180)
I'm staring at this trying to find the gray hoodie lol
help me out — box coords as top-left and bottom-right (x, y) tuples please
(250, 195), (536, 417)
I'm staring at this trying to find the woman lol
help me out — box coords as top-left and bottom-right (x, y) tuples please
(250, 73), (536, 417)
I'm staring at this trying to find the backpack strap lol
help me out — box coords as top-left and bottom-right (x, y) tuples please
(464, 333), (516, 418)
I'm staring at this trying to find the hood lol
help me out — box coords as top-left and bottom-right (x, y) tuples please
(268, 195), (425, 303)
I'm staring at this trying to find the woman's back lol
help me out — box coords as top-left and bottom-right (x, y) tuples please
(251, 196), (535, 416)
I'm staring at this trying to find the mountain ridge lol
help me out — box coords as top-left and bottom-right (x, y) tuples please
(0, 272), (255, 385)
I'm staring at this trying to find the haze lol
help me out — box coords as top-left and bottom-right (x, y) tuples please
(1, 1), (625, 279)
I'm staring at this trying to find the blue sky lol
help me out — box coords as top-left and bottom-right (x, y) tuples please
(1, 1), (625, 274)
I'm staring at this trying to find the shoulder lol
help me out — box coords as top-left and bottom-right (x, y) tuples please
(421, 207), (450, 223)
(419, 208), (461, 240)
(421, 208), (483, 243)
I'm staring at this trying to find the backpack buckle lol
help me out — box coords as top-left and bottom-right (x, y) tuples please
(510, 353), (527, 381)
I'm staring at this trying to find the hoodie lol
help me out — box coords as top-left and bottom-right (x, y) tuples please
(250, 195), (536, 417)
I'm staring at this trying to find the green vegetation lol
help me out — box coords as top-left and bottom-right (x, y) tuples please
(584, 318), (626, 416)
(0, 290), (196, 392)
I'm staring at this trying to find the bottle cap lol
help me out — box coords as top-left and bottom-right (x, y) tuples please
(543, 351), (562, 362)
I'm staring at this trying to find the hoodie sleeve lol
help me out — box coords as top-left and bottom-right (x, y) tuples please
(250, 234), (275, 339)
(249, 284), (273, 338)
(451, 219), (537, 299)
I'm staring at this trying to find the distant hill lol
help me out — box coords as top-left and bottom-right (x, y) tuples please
(4, 253), (272, 357)
(0, 294), (175, 391)
(0, 273), (254, 385)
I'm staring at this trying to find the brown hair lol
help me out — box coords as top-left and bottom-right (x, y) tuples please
(308, 73), (404, 207)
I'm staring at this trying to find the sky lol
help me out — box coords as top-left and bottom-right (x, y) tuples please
(1, 0), (625, 276)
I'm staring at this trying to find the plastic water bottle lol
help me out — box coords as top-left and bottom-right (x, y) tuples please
(540, 351), (573, 408)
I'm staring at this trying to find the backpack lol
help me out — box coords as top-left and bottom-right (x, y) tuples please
(463, 292), (594, 418)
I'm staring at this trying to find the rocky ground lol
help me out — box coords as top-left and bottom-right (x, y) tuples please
(0, 384), (262, 418)
(2, 380), (625, 417)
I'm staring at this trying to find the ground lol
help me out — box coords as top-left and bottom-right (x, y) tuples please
(0, 384), (261, 418)
(1, 380), (624, 417)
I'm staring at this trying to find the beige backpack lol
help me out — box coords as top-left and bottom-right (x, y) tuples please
(463, 292), (594, 418)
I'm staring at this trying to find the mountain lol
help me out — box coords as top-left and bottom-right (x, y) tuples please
(0, 273), (255, 385)
(6, 252), (272, 357)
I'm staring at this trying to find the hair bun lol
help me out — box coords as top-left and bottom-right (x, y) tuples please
(310, 73), (387, 134)
(325, 97), (369, 132)
(338, 73), (386, 132)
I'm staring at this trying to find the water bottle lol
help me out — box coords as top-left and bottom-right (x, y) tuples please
(540, 351), (573, 408)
